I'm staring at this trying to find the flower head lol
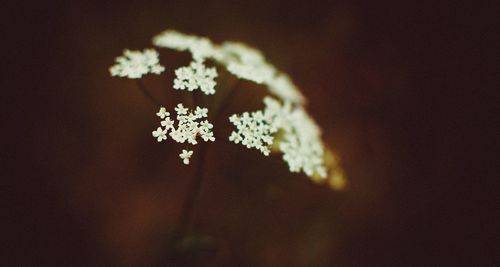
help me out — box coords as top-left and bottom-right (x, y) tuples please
(228, 109), (277, 156)
(229, 97), (328, 178)
(153, 104), (215, 164)
(173, 60), (218, 95)
(111, 29), (344, 187)
(109, 49), (165, 79)
(153, 30), (216, 61)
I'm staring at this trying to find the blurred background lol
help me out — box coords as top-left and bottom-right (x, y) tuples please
(3, 0), (495, 266)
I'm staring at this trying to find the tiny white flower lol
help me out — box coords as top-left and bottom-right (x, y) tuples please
(169, 129), (184, 142)
(200, 131), (215, 142)
(199, 120), (213, 130)
(152, 127), (168, 142)
(229, 132), (242, 144)
(194, 107), (208, 118)
(179, 149), (193, 165)
(156, 107), (169, 119)
(175, 103), (188, 115)
(160, 117), (174, 129)
(185, 112), (198, 122)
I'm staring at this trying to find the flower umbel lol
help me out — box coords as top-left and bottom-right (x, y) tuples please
(153, 29), (216, 61)
(173, 60), (218, 95)
(228, 110), (277, 156)
(229, 97), (328, 178)
(152, 104), (215, 164)
(111, 29), (345, 188)
(109, 49), (164, 79)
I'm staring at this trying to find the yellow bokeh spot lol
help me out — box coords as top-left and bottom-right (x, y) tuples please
(310, 172), (327, 184)
(270, 131), (284, 153)
(328, 169), (347, 191)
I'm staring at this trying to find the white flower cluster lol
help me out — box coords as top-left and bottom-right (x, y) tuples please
(228, 110), (277, 156)
(152, 104), (215, 164)
(173, 60), (218, 95)
(279, 107), (327, 178)
(152, 30), (304, 103)
(153, 30), (216, 61)
(217, 42), (275, 84)
(229, 97), (327, 178)
(111, 29), (341, 185)
(109, 49), (165, 79)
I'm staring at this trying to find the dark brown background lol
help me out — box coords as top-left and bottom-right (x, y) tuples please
(3, 0), (495, 266)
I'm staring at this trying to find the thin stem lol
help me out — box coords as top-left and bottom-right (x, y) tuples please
(214, 80), (241, 117)
(175, 80), (240, 239)
(176, 141), (208, 237)
(136, 79), (164, 107)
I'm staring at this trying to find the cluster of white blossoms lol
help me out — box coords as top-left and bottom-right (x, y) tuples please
(152, 104), (215, 164)
(109, 49), (165, 79)
(110, 29), (345, 187)
(229, 97), (327, 178)
(278, 107), (327, 178)
(217, 42), (276, 84)
(228, 109), (277, 156)
(152, 30), (304, 102)
(153, 30), (216, 61)
(173, 60), (218, 95)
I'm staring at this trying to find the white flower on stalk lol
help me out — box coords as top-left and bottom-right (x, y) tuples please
(179, 149), (193, 165)
(173, 60), (218, 95)
(109, 49), (165, 79)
